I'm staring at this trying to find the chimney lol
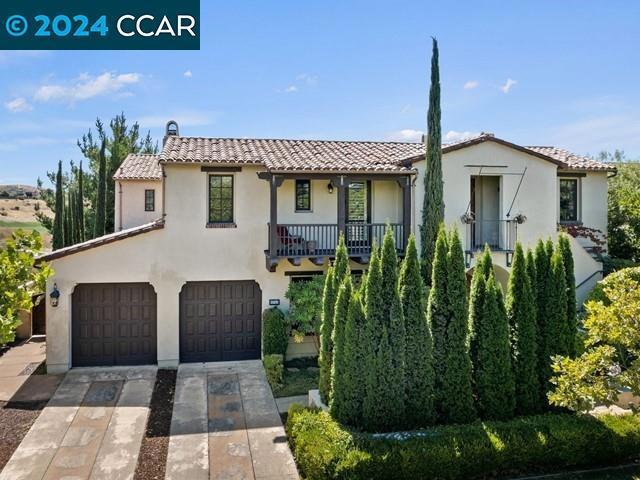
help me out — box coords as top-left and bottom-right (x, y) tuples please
(163, 120), (180, 145)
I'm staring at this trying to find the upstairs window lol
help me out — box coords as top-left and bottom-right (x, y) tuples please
(209, 175), (234, 223)
(559, 178), (579, 223)
(295, 179), (311, 211)
(144, 189), (155, 212)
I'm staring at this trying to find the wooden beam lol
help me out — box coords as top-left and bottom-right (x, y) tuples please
(337, 176), (346, 236)
(266, 256), (278, 272)
(259, 172), (415, 181)
(287, 257), (302, 267)
(269, 176), (279, 259)
(309, 257), (325, 266)
(399, 176), (411, 251)
(201, 166), (242, 172)
(352, 256), (370, 265)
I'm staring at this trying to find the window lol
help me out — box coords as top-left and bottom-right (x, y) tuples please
(144, 189), (155, 212)
(208, 175), (234, 223)
(559, 178), (579, 223)
(295, 179), (311, 211)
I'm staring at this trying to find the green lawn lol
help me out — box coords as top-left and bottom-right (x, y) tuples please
(523, 464), (640, 479)
(0, 220), (47, 231)
(273, 359), (319, 398)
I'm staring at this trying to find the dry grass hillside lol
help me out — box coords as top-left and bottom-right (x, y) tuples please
(0, 198), (53, 250)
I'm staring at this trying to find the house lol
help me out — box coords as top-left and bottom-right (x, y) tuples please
(39, 122), (614, 373)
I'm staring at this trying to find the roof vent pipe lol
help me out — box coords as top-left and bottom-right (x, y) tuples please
(163, 120), (179, 145)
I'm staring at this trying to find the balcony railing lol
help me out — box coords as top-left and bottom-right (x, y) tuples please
(465, 219), (517, 252)
(269, 223), (405, 258)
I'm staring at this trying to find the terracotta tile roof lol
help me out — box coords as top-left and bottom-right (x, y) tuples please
(439, 134), (615, 172)
(37, 219), (164, 262)
(525, 146), (615, 172)
(113, 154), (162, 180)
(160, 136), (422, 173)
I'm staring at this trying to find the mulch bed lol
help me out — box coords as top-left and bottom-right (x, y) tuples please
(134, 369), (177, 480)
(0, 400), (48, 471)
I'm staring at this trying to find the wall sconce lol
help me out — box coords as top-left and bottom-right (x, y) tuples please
(50, 283), (60, 307)
(327, 182), (334, 194)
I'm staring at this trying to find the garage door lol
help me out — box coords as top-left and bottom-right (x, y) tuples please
(180, 281), (261, 362)
(72, 283), (157, 367)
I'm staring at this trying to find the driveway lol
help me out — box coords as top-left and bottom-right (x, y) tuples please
(0, 366), (156, 480)
(166, 361), (299, 480)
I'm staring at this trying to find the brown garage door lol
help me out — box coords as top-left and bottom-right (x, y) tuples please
(72, 283), (157, 367)
(180, 281), (261, 362)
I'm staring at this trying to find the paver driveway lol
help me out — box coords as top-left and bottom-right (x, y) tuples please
(0, 366), (156, 480)
(166, 361), (299, 480)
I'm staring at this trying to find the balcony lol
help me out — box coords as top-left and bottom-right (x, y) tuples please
(267, 223), (404, 267)
(464, 219), (518, 266)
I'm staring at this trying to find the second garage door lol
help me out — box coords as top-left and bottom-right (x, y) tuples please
(180, 281), (262, 362)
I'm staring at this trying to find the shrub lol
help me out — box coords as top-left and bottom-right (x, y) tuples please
(558, 234), (577, 357)
(263, 354), (284, 390)
(287, 407), (640, 480)
(263, 307), (288, 356)
(284, 275), (325, 342)
(319, 267), (336, 404)
(329, 276), (353, 421)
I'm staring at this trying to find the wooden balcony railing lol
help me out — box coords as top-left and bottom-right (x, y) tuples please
(269, 223), (405, 258)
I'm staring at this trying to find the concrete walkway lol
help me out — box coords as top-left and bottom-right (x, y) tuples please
(166, 361), (299, 480)
(0, 366), (156, 480)
(0, 338), (62, 403)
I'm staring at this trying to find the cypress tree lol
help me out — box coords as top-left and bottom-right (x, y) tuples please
(549, 251), (569, 356)
(331, 288), (367, 426)
(363, 326), (402, 432)
(94, 139), (107, 238)
(68, 189), (76, 245)
(420, 37), (444, 286)
(534, 239), (552, 403)
(427, 226), (449, 410)
(557, 234), (577, 356)
(506, 243), (540, 414)
(469, 245), (493, 371)
(77, 161), (85, 242)
(400, 235), (435, 426)
(64, 189), (72, 247)
(525, 248), (537, 309)
(380, 226), (405, 425)
(333, 233), (350, 289)
(479, 244), (494, 279)
(319, 267), (336, 404)
(474, 274), (515, 420)
(53, 161), (64, 250)
(440, 229), (476, 424)
(329, 276), (353, 421)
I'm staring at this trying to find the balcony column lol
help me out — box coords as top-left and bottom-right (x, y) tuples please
(268, 174), (284, 262)
(336, 175), (347, 237)
(399, 175), (411, 251)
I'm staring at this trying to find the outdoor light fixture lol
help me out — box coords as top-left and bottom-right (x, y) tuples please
(50, 283), (60, 307)
(327, 182), (334, 194)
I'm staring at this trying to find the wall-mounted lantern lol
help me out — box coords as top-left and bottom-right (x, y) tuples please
(50, 283), (60, 307)
(327, 182), (334, 194)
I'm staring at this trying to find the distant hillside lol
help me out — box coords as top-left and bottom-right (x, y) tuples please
(0, 184), (40, 198)
(0, 197), (52, 250)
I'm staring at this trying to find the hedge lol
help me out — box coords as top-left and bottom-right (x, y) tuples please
(263, 354), (284, 390)
(286, 406), (640, 480)
(263, 307), (288, 356)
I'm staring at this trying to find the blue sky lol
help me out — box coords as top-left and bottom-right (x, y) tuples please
(1, 1), (639, 185)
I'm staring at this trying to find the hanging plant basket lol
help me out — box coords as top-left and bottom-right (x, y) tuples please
(460, 212), (475, 224)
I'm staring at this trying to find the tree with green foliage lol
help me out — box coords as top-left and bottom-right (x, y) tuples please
(427, 226), (449, 408)
(558, 234), (577, 357)
(540, 251), (569, 397)
(333, 234), (349, 289)
(53, 161), (64, 250)
(262, 307), (288, 356)
(440, 229), (476, 424)
(474, 272), (516, 420)
(284, 274), (325, 345)
(400, 235), (435, 426)
(549, 267), (640, 411)
(469, 246), (493, 370)
(77, 161), (85, 243)
(319, 267), (336, 404)
(607, 159), (640, 262)
(363, 326), (403, 432)
(0, 231), (52, 344)
(420, 37), (444, 286)
(526, 248), (537, 310)
(330, 276), (354, 422)
(94, 139), (107, 238)
(506, 243), (540, 414)
(534, 239), (552, 402)
(379, 226), (405, 422)
(364, 245), (384, 348)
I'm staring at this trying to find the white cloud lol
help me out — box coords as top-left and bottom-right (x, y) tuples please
(5, 97), (32, 113)
(34, 72), (141, 103)
(444, 130), (480, 143)
(387, 129), (423, 142)
(183, 70), (193, 78)
(296, 73), (318, 86)
(500, 78), (517, 93)
(283, 85), (298, 93)
(464, 80), (479, 90)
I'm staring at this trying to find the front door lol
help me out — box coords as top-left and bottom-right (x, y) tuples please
(345, 181), (371, 252)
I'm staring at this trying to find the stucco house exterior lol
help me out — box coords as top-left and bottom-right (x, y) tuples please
(39, 122), (614, 373)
